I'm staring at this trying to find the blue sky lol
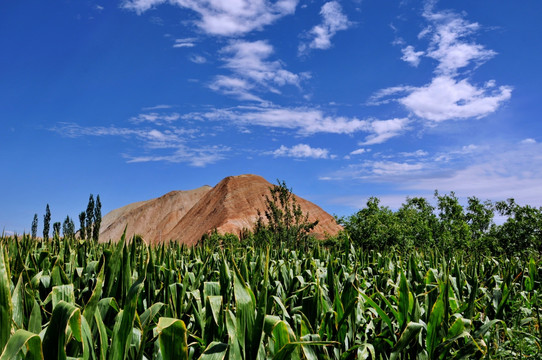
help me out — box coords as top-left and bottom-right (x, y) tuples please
(2, 0), (542, 235)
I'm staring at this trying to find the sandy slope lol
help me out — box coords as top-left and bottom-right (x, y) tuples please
(99, 174), (342, 245)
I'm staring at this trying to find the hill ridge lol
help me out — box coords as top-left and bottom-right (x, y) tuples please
(99, 174), (341, 244)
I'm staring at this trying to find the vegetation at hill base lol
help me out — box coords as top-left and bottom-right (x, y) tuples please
(1, 182), (540, 359)
(0, 232), (541, 359)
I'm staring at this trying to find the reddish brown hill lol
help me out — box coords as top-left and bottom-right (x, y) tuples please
(100, 174), (342, 245)
(99, 186), (212, 243)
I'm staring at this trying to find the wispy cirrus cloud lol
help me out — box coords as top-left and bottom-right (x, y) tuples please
(121, 0), (299, 36)
(210, 40), (309, 101)
(359, 118), (410, 145)
(324, 141), (542, 208)
(371, 4), (512, 123)
(299, 1), (352, 54)
(270, 143), (333, 159)
(173, 37), (197, 48)
(124, 145), (229, 167)
(185, 105), (408, 144)
(51, 122), (226, 167)
(130, 112), (181, 125)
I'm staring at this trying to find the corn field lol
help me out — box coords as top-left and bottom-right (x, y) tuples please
(0, 233), (540, 359)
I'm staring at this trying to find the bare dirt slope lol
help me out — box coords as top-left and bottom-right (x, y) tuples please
(100, 174), (342, 245)
(99, 186), (212, 243)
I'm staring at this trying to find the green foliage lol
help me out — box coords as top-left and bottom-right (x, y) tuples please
(86, 195), (95, 241)
(254, 180), (319, 248)
(494, 198), (542, 254)
(79, 211), (86, 240)
(93, 195), (102, 242)
(0, 234), (540, 359)
(342, 197), (400, 250)
(43, 204), (51, 241)
(341, 192), (542, 256)
(62, 215), (75, 239)
(52, 222), (61, 238)
(31, 214), (38, 239)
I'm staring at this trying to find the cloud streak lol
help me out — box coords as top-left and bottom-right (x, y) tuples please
(299, 1), (352, 54)
(51, 122), (226, 167)
(186, 105), (408, 143)
(270, 143), (332, 159)
(122, 0), (299, 36)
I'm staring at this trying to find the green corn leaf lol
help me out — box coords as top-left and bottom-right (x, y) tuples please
(28, 300), (42, 334)
(81, 316), (95, 360)
(397, 271), (410, 330)
(42, 300), (82, 360)
(11, 274), (24, 330)
(94, 311), (108, 360)
(82, 262), (105, 326)
(391, 321), (424, 356)
(426, 293), (445, 360)
(0, 244), (13, 353)
(0, 329), (42, 360)
(204, 296), (223, 345)
(360, 292), (394, 334)
(51, 284), (75, 309)
(198, 341), (228, 360)
(108, 276), (145, 360)
(225, 310), (242, 360)
(232, 260), (256, 359)
(156, 317), (188, 360)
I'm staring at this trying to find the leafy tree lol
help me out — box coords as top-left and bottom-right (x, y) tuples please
(62, 216), (75, 239)
(494, 199), (542, 254)
(434, 191), (471, 256)
(396, 197), (438, 250)
(93, 195), (102, 242)
(86, 194), (95, 240)
(254, 180), (318, 248)
(342, 197), (399, 250)
(79, 212), (86, 240)
(52, 222), (61, 238)
(31, 214), (38, 239)
(465, 196), (495, 254)
(43, 204), (51, 241)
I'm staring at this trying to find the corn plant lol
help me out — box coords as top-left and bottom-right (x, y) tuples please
(0, 233), (540, 359)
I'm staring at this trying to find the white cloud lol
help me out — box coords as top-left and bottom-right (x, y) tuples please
(189, 54), (207, 64)
(401, 45), (424, 67)
(350, 148), (368, 155)
(173, 38), (197, 48)
(51, 122), (223, 167)
(521, 138), (536, 144)
(271, 144), (331, 159)
(130, 112), (181, 124)
(186, 105), (408, 144)
(404, 143), (542, 206)
(400, 150), (428, 157)
(125, 145), (229, 167)
(121, 0), (166, 14)
(399, 76), (512, 122)
(326, 142), (542, 208)
(371, 6), (512, 123)
(330, 160), (425, 181)
(122, 0), (299, 36)
(422, 8), (496, 76)
(359, 118), (410, 145)
(211, 40), (307, 100)
(142, 104), (172, 110)
(208, 75), (263, 102)
(299, 1), (352, 53)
